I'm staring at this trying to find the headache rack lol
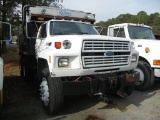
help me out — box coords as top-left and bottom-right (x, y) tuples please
(26, 6), (95, 24)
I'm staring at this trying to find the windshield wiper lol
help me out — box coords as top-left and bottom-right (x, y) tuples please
(53, 32), (90, 35)
(143, 37), (150, 39)
(53, 32), (73, 35)
(79, 32), (89, 35)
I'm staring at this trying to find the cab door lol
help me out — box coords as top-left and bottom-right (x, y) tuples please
(35, 23), (47, 57)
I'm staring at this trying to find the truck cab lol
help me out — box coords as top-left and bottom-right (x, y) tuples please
(108, 23), (158, 91)
(0, 22), (11, 108)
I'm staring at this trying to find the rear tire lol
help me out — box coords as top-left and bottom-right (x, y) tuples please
(20, 56), (33, 82)
(40, 68), (63, 115)
(19, 56), (24, 78)
(23, 66), (32, 82)
(135, 61), (154, 91)
(0, 90), (3, 109)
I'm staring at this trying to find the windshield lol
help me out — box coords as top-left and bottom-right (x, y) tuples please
(128, 26), (155, 40)
(50, 21), (99, 35)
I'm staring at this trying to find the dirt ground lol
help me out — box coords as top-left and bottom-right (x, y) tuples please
(0, 45), (160, 120)
(0, 76), (160, 120)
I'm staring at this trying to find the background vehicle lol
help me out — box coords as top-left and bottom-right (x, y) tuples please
(107, 23), (159, 91)
(17, 6), (139, 115)
(155, 34), (160, 39)
(94, 26), (108, 35)
(0, 22), (11, 108)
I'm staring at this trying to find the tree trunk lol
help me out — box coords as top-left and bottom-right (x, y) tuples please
(2, 0), (7, 53)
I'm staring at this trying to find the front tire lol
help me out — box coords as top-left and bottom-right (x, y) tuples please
(40, 68), (63, 115)
(134, 61), (154, 91)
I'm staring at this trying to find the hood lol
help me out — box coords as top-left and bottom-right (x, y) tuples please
(133, 39), (160, 56)
(132, 39), (160, 43)
(132, 39), (160, 46)
(48, 34), (130, 42)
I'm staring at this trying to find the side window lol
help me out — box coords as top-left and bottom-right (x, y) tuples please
(108, 27), (114, 37)
(39, 24), (47, 38)
(114, 27), (125, 38)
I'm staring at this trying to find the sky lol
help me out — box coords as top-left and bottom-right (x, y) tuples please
(61, 0), (160, 23)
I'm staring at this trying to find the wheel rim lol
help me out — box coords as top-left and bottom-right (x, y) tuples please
(40, 78), (49, 106)
(134, 68), (145, 85)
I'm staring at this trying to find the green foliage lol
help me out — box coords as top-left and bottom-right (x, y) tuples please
(1, 1), (160, 36)
(95, 11), (160, 35)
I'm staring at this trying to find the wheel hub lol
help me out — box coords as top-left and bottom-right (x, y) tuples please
(40, 78), (49, 106)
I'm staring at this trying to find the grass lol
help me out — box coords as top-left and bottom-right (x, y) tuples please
(1, 45), (20, 77)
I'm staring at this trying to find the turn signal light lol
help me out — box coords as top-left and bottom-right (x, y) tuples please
(38, 17), (44, 21)
(55, 42), (61, 49)
(145, 47), (150, 53)
(153, 60), (160, 66)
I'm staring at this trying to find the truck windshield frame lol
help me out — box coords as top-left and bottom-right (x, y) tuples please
(128, 26), (155, 40)
(50, 21), (99, 35)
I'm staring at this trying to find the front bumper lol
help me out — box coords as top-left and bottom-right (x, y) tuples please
(51, 62), (138, 77)
(62, 71), (140, 96)
(154, 69), (160, 77)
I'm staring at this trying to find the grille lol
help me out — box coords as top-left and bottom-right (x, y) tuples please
(82, 40), (130, 52)
(82, 40), (131, 68)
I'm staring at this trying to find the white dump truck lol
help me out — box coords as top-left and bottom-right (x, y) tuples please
(17, 6), (139, 115)
(0, 22), (11, 108)
(107, 23), (159, 91)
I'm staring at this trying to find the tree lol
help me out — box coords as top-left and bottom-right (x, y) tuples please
(2, 0), (7, 53)
(137, 11), (148, 24)
(0, 0), (20, 53)
(0, 0), (64, 53)
(95, 11), (160, 36)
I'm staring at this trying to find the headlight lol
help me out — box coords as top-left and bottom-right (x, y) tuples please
(131, 55), (137, 62)
(58, 58), (69, 67)
(63, 40), (71, 49)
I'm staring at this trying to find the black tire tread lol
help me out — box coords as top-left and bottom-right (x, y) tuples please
(42, 68), (63, 115)
(140, 61), (155, 89)
(135, 61), (154, 91)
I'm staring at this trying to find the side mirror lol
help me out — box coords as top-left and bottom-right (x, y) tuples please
(0, 22), (11, 40)
(26, 22), (38, 38)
